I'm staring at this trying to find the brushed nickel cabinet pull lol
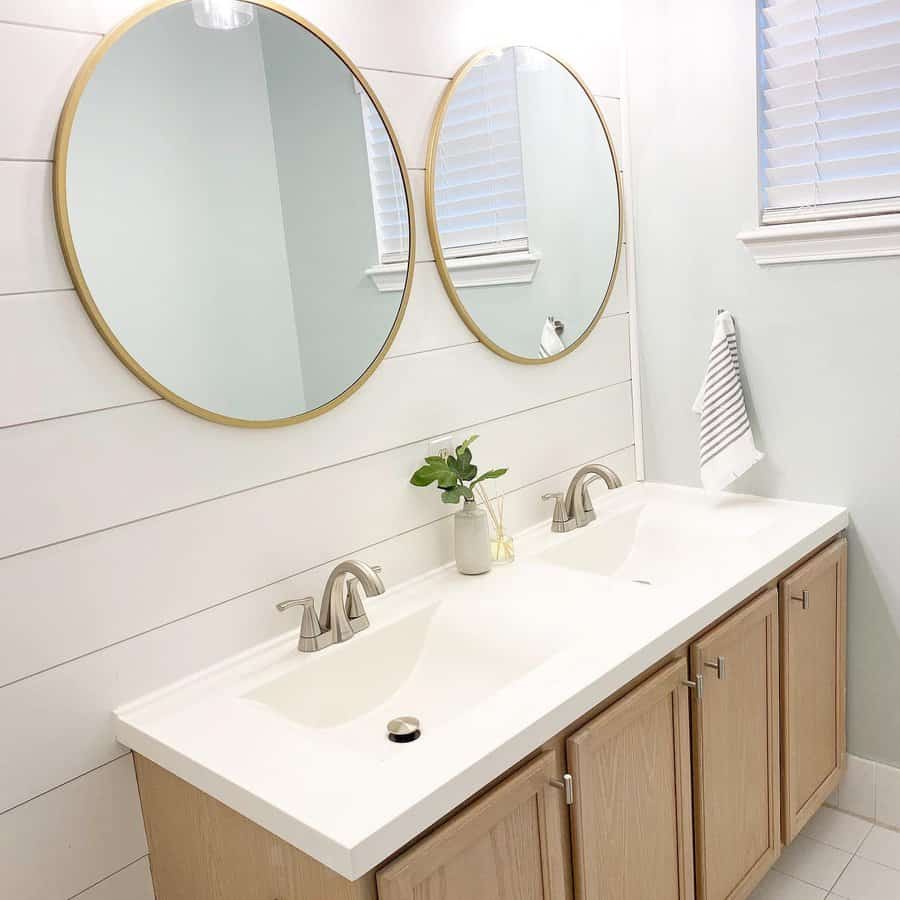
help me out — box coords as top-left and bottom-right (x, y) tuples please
(704, 655), (726, 680)
(683, 674), (704, 700)
(550, 773), (574, 805)
(791, 589), (810, 610)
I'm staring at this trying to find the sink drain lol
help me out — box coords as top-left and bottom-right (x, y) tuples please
(387, 716), (421, 743)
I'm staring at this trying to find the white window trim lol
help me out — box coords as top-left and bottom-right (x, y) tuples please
(738, 212), (900, 265)
(740, 1), (900, 266)
(366, 249), (541, 293)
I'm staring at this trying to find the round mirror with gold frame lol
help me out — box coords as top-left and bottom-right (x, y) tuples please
(425, 46), (622, 365)
(54, 0), (414, 427)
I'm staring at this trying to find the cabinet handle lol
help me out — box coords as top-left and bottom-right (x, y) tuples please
(682, 674), (703, 699)
(704, 655), (726, 680)
(791, 589), (810, 610)
(550, 773), (574, 805)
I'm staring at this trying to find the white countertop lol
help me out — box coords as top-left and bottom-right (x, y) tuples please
(114, 482), (847, 879)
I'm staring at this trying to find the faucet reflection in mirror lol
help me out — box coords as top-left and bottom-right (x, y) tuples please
(192, 0), (254, 30)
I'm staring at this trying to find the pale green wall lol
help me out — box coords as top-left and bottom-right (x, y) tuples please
(456, 50), (619, 359)
(67, 3), (307, 420)
(626, 0), (900, 766)
(259, 13), (402, 411)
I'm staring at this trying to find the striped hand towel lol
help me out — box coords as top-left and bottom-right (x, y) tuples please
(692, 311), (763, 490)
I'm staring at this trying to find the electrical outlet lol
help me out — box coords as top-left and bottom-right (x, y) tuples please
(426, 434), (456, 460)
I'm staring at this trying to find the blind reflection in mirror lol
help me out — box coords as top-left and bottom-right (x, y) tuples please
(427, 46), (620, 363)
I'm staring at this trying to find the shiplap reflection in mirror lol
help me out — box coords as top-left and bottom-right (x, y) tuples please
(55, 0), (412, 427)
(426, 46), (621, 363)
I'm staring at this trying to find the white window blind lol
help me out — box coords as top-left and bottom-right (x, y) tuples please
(360, 88), (409, 264)
(760, 0), (900, 224)
(433, 49), (530, 258)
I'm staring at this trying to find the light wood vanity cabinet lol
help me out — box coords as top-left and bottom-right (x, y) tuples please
(377, 749), (571, 900)
(690, 588), (781, 900)
(566, 658), (695, 900)
(779, 538), (847, 843)
(135, 538), (846, 900)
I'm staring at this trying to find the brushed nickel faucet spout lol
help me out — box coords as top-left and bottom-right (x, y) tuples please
(277, 560), (384, 653)
(560, 464), (622, 530)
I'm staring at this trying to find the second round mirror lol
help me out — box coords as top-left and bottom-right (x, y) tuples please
(426, 46), (622, 364)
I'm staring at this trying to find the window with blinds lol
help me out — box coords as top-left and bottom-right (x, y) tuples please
(432, 49), (530, 258)
(360, 89), (409, 264)
(760, 0), (900, 224)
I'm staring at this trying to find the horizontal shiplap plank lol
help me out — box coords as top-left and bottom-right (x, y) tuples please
(0, 315), (630, 559)
(0, 1), (124, 33)
(0, 1), (621, 95)
(0, 162), (70, 295)
(363, 68), (447, 170)
(0, 754), (147, 900)
(0, 380), (633, 691)
(0, 23), (96, 160)
(0, 183), (622, 427)
(0, 266), (473, 429)
(0, 290), (155, 427)
(387, 261), (476, 357)
(74, 857), (154, 900)
(0, 442), (635, 816)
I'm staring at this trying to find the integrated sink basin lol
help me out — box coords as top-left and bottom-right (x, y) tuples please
(537, 490), (779, 585)
(242, 577), (587, 753)
(114, 481), (847, 879)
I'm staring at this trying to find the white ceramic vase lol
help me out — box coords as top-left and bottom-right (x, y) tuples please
(454, 498), (492, 575)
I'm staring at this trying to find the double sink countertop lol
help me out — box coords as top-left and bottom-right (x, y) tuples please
(114, 481), (848, 879)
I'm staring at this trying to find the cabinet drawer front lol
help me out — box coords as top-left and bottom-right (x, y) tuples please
(691, 589), (780, 900)
(780, 538), (847, 842)
(376, 749), (570, 900)
(567, 658), (694, 900)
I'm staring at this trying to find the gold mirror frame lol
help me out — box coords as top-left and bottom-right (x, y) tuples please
(53, 0), (415, 428)
(425, 47), (623, 365)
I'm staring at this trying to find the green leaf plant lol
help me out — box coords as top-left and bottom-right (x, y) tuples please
(409, 434), (508, 505)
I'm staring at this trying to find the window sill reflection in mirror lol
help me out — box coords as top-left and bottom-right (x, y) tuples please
(367, 250), (541, 293)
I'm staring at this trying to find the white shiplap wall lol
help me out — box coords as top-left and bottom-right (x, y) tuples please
(0, 1), (633, 897)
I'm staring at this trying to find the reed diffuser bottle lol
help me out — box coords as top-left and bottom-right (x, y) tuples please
(409, 435), (508, 576)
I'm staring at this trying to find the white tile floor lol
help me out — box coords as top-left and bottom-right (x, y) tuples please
(750, 807), (900, 899)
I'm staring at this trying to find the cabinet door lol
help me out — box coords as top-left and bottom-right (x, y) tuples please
(376, 749), (570, 900)
(566, 658), (694, 900)
(691, 589), (780, 900)
(780, 538), (847, 843)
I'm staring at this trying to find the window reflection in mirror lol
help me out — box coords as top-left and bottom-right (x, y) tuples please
(427, 46), (621, 363)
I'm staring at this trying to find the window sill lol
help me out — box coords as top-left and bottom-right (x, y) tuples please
(737, 213), (900, 265)
(365, 262), (408, 293)
(366, 250), (541, 292)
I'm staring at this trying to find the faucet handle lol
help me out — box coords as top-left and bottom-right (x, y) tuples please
(276, 596), (326, 653)
(345, 565), (381, 634)
(542, 492), (575, 533)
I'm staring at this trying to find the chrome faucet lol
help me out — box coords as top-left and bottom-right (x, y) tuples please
(276, 560), (385, 653)
(543, 464), (622, 533)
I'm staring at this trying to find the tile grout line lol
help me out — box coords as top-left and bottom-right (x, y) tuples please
(66, 853), (149, 900)
(0, 378), (633, 564)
